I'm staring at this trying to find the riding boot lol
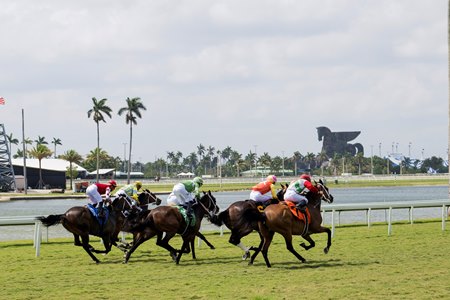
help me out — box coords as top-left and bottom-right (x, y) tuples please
(186, 201), (193, 225)
(97, 201), (105, 218)
(296, 200), (307, 213)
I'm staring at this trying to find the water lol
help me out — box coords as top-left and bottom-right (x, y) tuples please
(1, 185), (448, 241)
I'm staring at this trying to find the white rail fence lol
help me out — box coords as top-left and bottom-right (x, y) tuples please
(1, 199), (449, 257)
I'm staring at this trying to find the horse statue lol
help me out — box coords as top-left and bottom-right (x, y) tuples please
(37, 195), (135, 264)
(123, 191), (219, 264)
(317, 126), (364, 157)
(210, 188), (285, 260)
(249, 179), (334, 268)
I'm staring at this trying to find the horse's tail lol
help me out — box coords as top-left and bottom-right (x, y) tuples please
(37, 214), (64, 227)
(243, 208), (265, 222)
(209, 210), (226, 227)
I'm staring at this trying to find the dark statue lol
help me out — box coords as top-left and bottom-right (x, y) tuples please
(317, 126), (364, 158)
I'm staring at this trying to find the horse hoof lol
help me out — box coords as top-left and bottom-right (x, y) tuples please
(324, 247), (329, 254)
(242, 251), (250, 260)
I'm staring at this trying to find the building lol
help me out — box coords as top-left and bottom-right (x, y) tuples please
(12, 158), (87, 189)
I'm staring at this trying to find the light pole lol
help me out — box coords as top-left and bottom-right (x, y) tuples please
(408, 142), (412, 158)
(370, 145), (374, 174)
(253, 145), (258, 177)
(282, 151), (285, 177)
(122, 142), (127, 173)
(379, 142), (382, 157)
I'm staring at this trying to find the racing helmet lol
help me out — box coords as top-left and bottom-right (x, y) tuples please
(135, 181), (142, 189)
(193, 176), (204, 186)
(266, 175), (277, 184)
(108, 180), (117, 187)
(300, 174), (311, 182)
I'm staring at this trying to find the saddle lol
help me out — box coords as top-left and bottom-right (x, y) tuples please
(177, 206), (196, 227)
(86, 204), (109, 226)
(255, 199), (276, 212)
(283, 201), (311, 224)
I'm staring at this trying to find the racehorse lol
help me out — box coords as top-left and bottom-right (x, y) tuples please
(249, 179), (333, 267)
(116, 190), (215, 256)
(112, 189), (163, 246)
(37, 195), (135, 264)
(123, 191), (219, 264)
(209, 188), (285, 260)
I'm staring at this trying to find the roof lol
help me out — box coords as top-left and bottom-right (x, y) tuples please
(88, 168), (116, 175)
(11, 158), (87, 172)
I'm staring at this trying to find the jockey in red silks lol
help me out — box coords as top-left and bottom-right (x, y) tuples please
(86, 180), (117, 216)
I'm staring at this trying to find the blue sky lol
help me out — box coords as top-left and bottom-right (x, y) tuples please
(0, 0), (447, 163)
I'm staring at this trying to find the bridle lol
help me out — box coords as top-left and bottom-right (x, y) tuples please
(317, 183), (333, 204)
(196, 192), (218, 219)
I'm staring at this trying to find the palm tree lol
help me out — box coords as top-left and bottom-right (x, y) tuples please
(34, 135), (48, 146)
(51, 138), (62, 158)
(21, 138), (33, 159)
(118, 97), (146, 184)
(197, 144), (205, 174)
(292, 151), (302, 176)
(60, 149), (83, 190)
(28, 144), (53, 189)
(6, 133), (19, 154)
(87, 97), (112, 182)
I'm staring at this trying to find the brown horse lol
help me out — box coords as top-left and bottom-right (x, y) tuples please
(112, 189), (163, 247)
(249, 179), (334, 267)
(37, 196), (134, 263)
(210, 188), (285, 260)
(123, 191), (219, 264)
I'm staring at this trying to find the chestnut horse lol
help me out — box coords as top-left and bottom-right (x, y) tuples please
(123, 191), (219, 264)
(37, 195), (134, 264)
(210, 188), (285, 260)
(249, 179), (334, 267)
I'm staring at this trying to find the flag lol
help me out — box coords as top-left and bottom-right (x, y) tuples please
(0, 97), (5, 105)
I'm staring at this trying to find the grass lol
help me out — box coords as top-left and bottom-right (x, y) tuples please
(2, 220), (450, 299)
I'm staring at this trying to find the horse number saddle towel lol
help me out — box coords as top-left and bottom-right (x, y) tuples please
(283, 201), (311, 224)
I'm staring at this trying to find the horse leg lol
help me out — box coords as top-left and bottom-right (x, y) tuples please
(229, 227), (253, 260)
(189, 239), (196, 260)
(283, 234), (306, 264)
(247, 231), (264, 262)
(176, 238), (190, 264)
(80, 234), (100, 264)
(250, 224), (274, 268)
(123, 231), (154, 263)
(155, 232), (178, 261)
(73, 234), (82, 246)
(322, 227), (332, 254)
(299, 234), (316, 250)
(196, 232), (215, 249)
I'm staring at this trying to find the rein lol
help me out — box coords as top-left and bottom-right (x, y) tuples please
(196, 193), (217, 219)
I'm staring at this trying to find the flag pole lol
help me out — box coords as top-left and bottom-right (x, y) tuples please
(22, 109), (27, 195)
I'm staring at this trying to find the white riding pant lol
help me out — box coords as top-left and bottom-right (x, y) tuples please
(284, 189), (308, 204)
(167, 183), (194, 206)
(86, 184), (102, 205)
(249, 190), (272, 202)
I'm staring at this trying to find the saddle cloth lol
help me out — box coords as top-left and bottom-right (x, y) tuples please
(86, 204), (109, 226)
(283, 201), (311, 224)
(177, 206), (196, 226)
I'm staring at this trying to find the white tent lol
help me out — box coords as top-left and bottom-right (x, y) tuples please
(177, 172), (195, 178)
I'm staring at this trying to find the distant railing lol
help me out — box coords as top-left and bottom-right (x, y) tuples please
(321, 199), (450, 237)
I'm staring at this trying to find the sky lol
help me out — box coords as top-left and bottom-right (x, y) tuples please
(0, 0), (448, 164)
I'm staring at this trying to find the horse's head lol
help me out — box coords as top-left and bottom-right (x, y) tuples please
(138, 189), (162, 206)
(316, 126), (330, 142)
(111, 195), (135, 214)
(197, 190), (220, 217)
(276, 183), (289, 201)
(315, 179), (333, 204)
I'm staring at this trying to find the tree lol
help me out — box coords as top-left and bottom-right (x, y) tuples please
(87, 97), (112, 182)
(28, 144), (53, 189)
(34, 135), (48, 146)
(118, 97), (146, 184)
(291, 151), (303, 176)
(197, 144), (205, 174)
(51, 138), (62, 158)
(6, 133), (19, 154)
(60, 149), (83, 190)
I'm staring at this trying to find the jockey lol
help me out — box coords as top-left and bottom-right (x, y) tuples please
(167, 176), (204, 220)
(284, 174), (318, 212)
(115, 181), (143, 211)
(85, 180), (117, 217)
(249, 175), (278, 204)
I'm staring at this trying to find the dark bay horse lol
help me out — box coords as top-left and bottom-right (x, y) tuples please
(123, 191), (219, 264)
(210, 189), (284, 260)
(249, 180), (334, 267)
(37, 196), (134, 263)
(113, 189), (163, 246)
